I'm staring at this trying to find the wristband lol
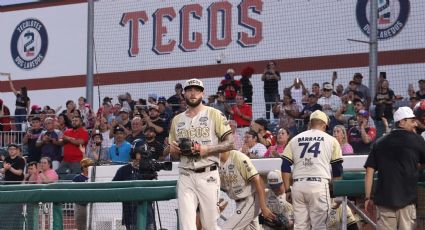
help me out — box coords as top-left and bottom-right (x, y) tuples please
(285, 188), (291, 193)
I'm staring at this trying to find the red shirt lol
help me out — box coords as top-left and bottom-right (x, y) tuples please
(63, 127), (89, 162)
(232, 103), (252, 127)
(263, 131), (276, 147)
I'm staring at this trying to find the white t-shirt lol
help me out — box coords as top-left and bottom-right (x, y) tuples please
(249, 143), (268, 158)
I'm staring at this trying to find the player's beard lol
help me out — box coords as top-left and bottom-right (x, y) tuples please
(185, 97), (202, 108)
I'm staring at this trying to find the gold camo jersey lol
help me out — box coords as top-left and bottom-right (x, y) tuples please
(265, 189), (294, 220)
(169, 106), (232, 169)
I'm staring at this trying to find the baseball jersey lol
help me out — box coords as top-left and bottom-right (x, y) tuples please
(219, 150), (258, 200)
(282, 129), (342, 180)
(169, 106), (232, 169)
(265, 189), (294, 220)
(327, 203), (357, 230)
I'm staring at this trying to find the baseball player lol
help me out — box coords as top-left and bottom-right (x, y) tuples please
(219, 150), (276, 229)
(281, 110), (343, 229)
(263, 170), (294, 230)
(169, 78), (234, 230)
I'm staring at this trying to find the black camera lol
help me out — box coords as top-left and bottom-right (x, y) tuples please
(132, 139), (172, 180)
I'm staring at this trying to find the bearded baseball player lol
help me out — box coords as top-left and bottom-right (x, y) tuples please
(281, 110), (343, 229)
(169, 78), (234, 230)
(219, 150), (276, 229)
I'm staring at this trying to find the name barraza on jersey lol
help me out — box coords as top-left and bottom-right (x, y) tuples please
(297, 136), (324, 142)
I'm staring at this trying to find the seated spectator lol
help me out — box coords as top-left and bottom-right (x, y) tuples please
(251, 118), (275, 148)
(167, 83), (184, 114)
(333, 125), (353, 155)
(335, 84), (344, 97)
(209, 90), (229, 117)
(240, 130), (267, 158)
(416, 79), (425, 99)
(310, 83), (321, 98)
(36, 117), (62, 170)
(144, 126), (163, 160)
(1, 143), (25, 184)
(228, 120), (243, 150)
(226, 94), (252, 138)
(37, 157), (59, 184)
(109, 126), (131, 163)
(264, 128), (291, 158)
(409, 96), (419, 110)
(347, 110), (377, 154)
(300, 94), (322, 126)
(218, 68), (240, 103)
(25, 161), (39, 184)
(318, 83), (342, 130)
(126, 117), (145, 145)
(158, 97), (173, 129)
(86, 130), (109, 163)
(73, 158), (94, 230)
(239, 66), (254, 103)
(373, 79), (395, 121)
(272, 94), (299, 136)
(143, 104), (167, 145)
(56, 114), (68, 132)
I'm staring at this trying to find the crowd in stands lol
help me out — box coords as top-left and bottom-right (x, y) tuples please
(0, 63), (424, 183)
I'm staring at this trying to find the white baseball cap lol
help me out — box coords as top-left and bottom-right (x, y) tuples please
(323, 83), (333, 90)
(184, 78), (204, 91)
(267, 170), (283, 189)
(394, 106), (416, 122)
(310, 110), (329, 125)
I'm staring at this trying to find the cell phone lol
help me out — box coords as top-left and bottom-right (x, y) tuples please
(333, 71), (337, 76)
(379, 72), (386, 79)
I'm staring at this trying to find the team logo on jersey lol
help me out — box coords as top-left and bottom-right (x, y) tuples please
(356, 0), (410, 40)
(177, 122), (185, 128)
(10, 18), (48, 70)
(228, 164), (234, 170)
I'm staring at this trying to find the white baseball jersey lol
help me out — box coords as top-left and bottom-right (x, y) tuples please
(169, 106), (231, 169)
(282, 129), (342, 180)
(265, 189), (294, 220)
(327, 203), (357, 230)
(219, 150), (258, 200)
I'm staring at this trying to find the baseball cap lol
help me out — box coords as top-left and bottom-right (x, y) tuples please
(92, 129), (103, 138)
(308, 94), (317, 98)
(144, 126), (156, 133)
(323, 83), (333, 90)
(267, 170), (283, 189)
(7, 143), (21, 150)
(310, 110), (329, 125)
(119, 107), (130, 114)
(227, 68), (235, 74)
(148, 93), (158, 101)
(357, 109), (369, 117)
(31, 105), (41, 111)
(114, 126), (125, 134)
(354, 73), (363, 78)
(394, 106), (416, 122)
(419, 79), (425, 84)
(184, 78), (204, 91)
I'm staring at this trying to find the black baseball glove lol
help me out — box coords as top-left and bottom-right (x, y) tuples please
(259, 213), (291, 230)
(178, 138), (200, 157)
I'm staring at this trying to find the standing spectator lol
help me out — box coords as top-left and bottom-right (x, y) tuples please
(226, 94), (252, 138)
(352, 73), (371, 108)
(251, 118), (275, 148)
(109, 126), (131, 163)
(58, 116), (89, 174)
(167, 83), (184, 114)
(61, 100), (76, 128)
(73, 158), (94, 230)
(144, 126), (164, 160)
(344, 81), (365, 100)
(264, 128), (291, 158)
(300, 94), (322, 127)
(209, 90), (229, 117)
(364, 107), (425, 230)
(6, 74), (30, 131)
(262, 61), (281, 120)
(77, 97), (90, 127)
(415, 79), (425, 99)
(143, 104), (167, 145)
(310, 83), (321, 98)
(1, 143), (25, 183)
(228, 120), (243, 150)
(94, 116), (114, 148)
(56, 114), (68, 132)
(157, 97), (173, 130)
(318, 83), (342, 130)
(85, 131), (109, 163)
(273, 94), (299, 135)
(0, 99), (12, 132)
(373, 79), (395, 121)
(36, 117), (62, 170)
(168, 78), (234, 229)
(239, 66), (254, 103)
(23, 117), (43, 163)
(218, 68), (241, 104)
(37, 157), (59, 184)
(240, 130), (268, 158)
(126, 117), (145, 145)
(286, 77), (307, 111)
(333, 125), (353, 155)
(101, 102), (115, 124)
(281, 110), (343, 229)
(347, 110), (377, 154)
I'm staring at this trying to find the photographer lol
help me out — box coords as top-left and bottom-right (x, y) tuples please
(112, 139), (158, 230)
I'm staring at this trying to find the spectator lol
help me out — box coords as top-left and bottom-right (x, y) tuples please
(86, 130), (109, 163)
(416, 79), (425, 99)
(262, 61), (281, 120)
(109, 126), (131, 163)
(310, 83), (321, 98)
(0, 143), (25, 184)
(300, 94), (322, 126)
(147, 93), (158, 105)
(61, 100), (76, 128)
(7, 74), (30, 131)
(77, 97), (91, 128)
(318, 83), (342, 130)
(58, 115), (90, 174)
(347, 110), (377, 154)
(209, 90), (229, 116)
(157, 97), (173, 129)
(273, 94), (299, 135)
(111, 107), (132, 135)
(226, 94), (252, 138)
(336, 98), (375, 128)
(409, 96), (419, 110)
(240, 66), (254, 103)
(0, 99), (12, 132)
(144, 126), (163, 160)
(73, 158), (94, 230)
(264, 128), (291, 158)
(23, 117), (43, 163)
(218, 68), (241, 103)
(333, 125), (354, 155)
(25, 161), (39, 184)
(286, 77), (307, 111)
(373, 79), (395, 121)
(167, 83), (184, 114)
(101, 102), (115, 124)
(143, 104), (167, 145)
(251, 118), (275, 148)
(228, 120), (243, 150)
(125, 92), (136, 111)
(94, 116), (114, 148)
(240, 130), (267, 158)
(37, 157), (59, 184)
(335, 84), (344, 97)
(352, 73), (371, 108)
(36, 117), (62, 170)
(57, 114), (68, 132)
(126, 117), (145, 145)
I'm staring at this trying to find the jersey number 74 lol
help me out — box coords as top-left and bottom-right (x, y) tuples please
(298, 142), (321, 158)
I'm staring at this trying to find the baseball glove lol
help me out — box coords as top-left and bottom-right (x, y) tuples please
(178, 138), (200, 157)
(259, 213), (291, 230)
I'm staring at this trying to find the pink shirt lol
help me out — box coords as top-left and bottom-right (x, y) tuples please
(264, 144), (286, 158)
(37, 169), (59, 184)
(341, 143), (354, 155)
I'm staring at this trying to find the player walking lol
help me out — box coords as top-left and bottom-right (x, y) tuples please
(169, 78), (234, 230)
(219, 150), (276, 229)
(281, 110), (343, 229)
